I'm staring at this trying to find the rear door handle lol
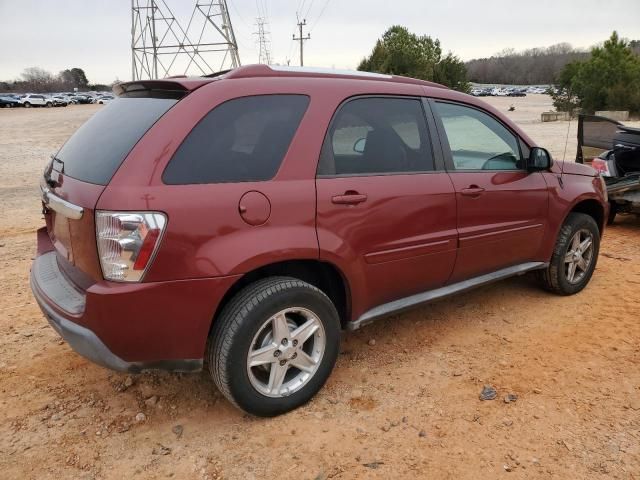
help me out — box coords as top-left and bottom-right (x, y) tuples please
(460, 186), (485, 197)
(331, 192), (368, 205)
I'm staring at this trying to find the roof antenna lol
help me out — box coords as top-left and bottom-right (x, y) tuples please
(559, 109), (572, 188)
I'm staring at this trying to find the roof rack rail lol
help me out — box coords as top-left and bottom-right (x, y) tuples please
(210, 64), (447, 89)
(202, 69), (233, 78)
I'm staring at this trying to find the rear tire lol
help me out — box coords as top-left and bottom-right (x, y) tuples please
(537, 212), (600, 295)
(207, 277), (341, 416)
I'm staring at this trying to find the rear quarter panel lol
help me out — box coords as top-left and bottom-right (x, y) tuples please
(99, 78), (328, 281)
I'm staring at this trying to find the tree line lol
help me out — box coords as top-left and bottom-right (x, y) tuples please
(465, 44), (592, 85)
(0, 67), (112, 93)
(465, 39), (639, 86)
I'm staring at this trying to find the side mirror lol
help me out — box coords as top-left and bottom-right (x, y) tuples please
(353, 138), (366, 154)
(527, 147), (552, 171)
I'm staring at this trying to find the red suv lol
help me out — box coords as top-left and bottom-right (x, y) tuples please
(31, 65), (607, 416)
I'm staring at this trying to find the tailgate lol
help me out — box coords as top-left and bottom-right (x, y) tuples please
(40, 91), (183, 282)
(42, 161), (105, 282)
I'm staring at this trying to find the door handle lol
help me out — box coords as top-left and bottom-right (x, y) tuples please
(460, 186), (485, 197)
(331, 191), (368, 205)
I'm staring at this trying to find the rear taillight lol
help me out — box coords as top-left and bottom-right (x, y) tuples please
(96, 211), (167, 282)
(591, 158), (611, 176)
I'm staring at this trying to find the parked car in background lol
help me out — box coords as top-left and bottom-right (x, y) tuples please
(96, 95), (114, 104)
(490, 87), (509, 96)
(508, 89), (526, 97)
(0, 95), (21, 108)
(51, 96), (69, 107)
(31, 65), (607, 417)
(20, 94), (53, 108)
(72, 94), (93, 104)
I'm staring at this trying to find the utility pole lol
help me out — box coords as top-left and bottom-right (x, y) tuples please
(292, 18), (310, 66)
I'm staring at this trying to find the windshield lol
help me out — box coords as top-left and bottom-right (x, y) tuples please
(55, 97), (177, 185)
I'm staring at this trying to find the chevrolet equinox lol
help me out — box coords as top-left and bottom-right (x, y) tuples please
(31, 65), (608, 416)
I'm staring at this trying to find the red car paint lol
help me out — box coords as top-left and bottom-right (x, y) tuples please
(31, 65), (607, 368)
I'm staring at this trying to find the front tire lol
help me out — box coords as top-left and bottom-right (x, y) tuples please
(208, 277), (340, 416)
(537, 212), (600, 295)
(23, 102), (31, 108)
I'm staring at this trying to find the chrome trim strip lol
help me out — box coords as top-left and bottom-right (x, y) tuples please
(364, 238), (455, 265)
(459, 223), (544, 245)
(348, 261), (548, 331)
(41, 185), (84, 220)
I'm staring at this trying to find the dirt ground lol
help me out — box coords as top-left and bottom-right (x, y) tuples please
(1, 97), (639, 480)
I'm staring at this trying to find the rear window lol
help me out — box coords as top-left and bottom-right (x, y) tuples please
(162, 95), (309, 184)
(55, 97), (177, 185)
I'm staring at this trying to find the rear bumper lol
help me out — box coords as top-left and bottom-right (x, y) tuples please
(32, 276), (144, 372)
(30, 229), (241, 372)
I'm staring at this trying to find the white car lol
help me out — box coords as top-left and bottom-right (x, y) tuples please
(491, 88), (508, 96)
(19, 94), (53, 108)
(51, 96), (69, 107)
(96, 96), (114, 104)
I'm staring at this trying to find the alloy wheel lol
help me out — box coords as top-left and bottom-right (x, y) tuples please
(246, 307), (325, 398)
(564, 228), (594, 284)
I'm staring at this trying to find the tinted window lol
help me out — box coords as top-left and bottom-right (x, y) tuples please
(318, 97), (433, 176)
(163, 95), (309, 184)
(56, 97), (177, 184)
(433, 102), (522, 170)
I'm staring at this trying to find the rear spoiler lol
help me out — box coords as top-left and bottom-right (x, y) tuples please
(113, 78), (212, 99)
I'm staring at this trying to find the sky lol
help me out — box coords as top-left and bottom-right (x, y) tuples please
(0, 0), (639, 84)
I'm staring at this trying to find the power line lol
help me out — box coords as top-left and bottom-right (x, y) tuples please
(297, 0), (307, 17)
(303, 0), (315, 19)
(228, 0), (251, 28)
(310, 0), (332, 32)
(227, 0), (260, 53)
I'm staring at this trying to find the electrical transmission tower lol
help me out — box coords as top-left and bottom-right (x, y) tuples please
(254, 17), (272, 64)
(293, 18), (310, 66)
(131, 0), (241, 80)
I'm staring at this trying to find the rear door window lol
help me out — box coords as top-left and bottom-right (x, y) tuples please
(317, 97), (434, 176)
(163, 95), (310, 184)
(56, 97), (178, 185)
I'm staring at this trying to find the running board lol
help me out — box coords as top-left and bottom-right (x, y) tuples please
(347, 262), (547, 331)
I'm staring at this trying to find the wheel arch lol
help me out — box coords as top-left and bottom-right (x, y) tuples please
(209, 259), (352, 334)
(568, 197), (605, 233)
